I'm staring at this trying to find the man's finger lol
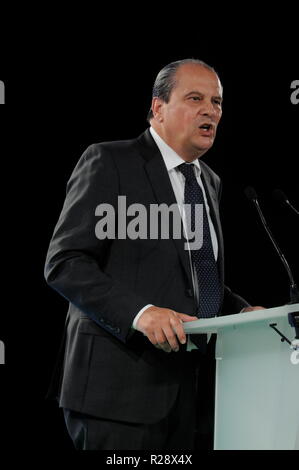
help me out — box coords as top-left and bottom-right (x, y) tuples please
(147, 334), (169, 352)
(156, 342), (171, 353)
(177, 313), (198, 322)
(170, 317), (186, 345)
(155, 332), (171, 353)
(162, 324), (179, 351)
(147, 332), (158, 347)
(241, 306), (265, 313)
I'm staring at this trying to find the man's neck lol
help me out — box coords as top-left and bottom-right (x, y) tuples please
(150, 122), (205, 163)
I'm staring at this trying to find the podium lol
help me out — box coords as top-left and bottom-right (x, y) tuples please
(184, 304), (299, 450)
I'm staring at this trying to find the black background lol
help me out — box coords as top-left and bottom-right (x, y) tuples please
(0, 15), (298, 456)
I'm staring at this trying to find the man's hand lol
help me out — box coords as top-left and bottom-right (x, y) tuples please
(241, 306), (265, 312)
(135, 306), (198, 353)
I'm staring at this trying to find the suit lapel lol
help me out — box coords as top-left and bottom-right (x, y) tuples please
(200, 165), (224, 285)
(136, 129), (193, 287)
(136, 129), (225, 289)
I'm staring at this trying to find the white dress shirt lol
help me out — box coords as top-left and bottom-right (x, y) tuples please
(132, 127), (219, 349)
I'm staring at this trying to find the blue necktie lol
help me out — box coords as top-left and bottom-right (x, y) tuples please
(179, 163), (221, 318)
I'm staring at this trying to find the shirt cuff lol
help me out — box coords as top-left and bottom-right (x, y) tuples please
(132, 304), (154, 329)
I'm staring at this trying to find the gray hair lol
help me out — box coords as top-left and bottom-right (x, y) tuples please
(147, 58), (220, 123)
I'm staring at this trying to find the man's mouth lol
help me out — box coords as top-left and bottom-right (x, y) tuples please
(199, 123), (212, 130)
(198, 123), (214, 136)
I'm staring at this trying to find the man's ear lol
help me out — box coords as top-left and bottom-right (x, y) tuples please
(151, 97), (164, 122)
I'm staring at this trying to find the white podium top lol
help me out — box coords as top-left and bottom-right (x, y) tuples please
(183, 303), (299, 334)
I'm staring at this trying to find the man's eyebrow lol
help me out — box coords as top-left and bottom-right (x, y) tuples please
(185, 91), (203, 97)
(185, 90), (223, 101)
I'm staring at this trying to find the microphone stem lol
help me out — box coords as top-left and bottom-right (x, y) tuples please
(286, 200), (299, 216)
(253, 199), (297, 289)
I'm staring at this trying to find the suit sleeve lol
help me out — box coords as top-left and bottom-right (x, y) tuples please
(222, 285), (251, 314)
(44, 144), (150, 343)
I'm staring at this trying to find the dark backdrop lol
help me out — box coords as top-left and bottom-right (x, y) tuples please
(0, 27), (298, 453)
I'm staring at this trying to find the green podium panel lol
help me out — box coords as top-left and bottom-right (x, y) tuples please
(184, 304), (299, 450)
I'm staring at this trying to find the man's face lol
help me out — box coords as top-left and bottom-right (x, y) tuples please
(152, 64), (223, 161)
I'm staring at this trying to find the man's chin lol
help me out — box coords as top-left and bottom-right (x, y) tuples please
(193, 138), (214, 156)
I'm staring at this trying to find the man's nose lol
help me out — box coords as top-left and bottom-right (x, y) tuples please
(199, 100), (217, 117)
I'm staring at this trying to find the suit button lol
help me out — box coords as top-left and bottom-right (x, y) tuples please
(110, 326), (120, 333)
(186, 288), (193, 298)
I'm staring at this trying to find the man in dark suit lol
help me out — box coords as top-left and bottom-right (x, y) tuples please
(45, 58), (261, 450)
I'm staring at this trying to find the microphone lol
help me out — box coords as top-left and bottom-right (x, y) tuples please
(244, 186), (299, 304)
(272, 189), (299, 216)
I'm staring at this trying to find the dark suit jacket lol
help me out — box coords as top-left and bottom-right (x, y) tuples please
(44, 128), (249, 424)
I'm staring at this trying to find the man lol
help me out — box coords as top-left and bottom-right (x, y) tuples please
(45, 59), (261, 450)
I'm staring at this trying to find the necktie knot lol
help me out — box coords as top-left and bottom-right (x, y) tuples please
(178, 163), (196, 184)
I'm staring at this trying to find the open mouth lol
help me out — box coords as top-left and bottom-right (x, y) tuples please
(199, 123), (213, 131)
(198, 123), (214, 136)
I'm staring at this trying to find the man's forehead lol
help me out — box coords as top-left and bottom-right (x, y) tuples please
(175, 64), (222, 94)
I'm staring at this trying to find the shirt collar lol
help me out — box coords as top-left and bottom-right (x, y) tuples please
(149, 126), (201, 176)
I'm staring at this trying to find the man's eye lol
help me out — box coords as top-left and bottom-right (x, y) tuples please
(190, 96), (201, 101)
(213, 100), (222, 105)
